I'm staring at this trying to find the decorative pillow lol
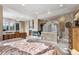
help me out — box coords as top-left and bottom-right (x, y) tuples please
(71, 49), (79, 55)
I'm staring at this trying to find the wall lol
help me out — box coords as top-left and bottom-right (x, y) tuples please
(38, 19), (48, 31)
(33, 19), (38, 31)
(24, 13), (74, 37)
(0, 5), (3, 41)
(19, 21), (25, 32)
(58, 13), (74, 39)
(25, 21), (29, 36)
(59, 16), (65, 32)
(42, 13), (74, 39)
(25, 19), (40, 36)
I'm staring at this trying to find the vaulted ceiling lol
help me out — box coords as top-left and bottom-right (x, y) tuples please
(3, 4), (79, 21)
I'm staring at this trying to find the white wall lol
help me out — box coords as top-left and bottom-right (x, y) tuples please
(25, 21), (29, 36)
(34, 19), (38, 31)
(24, 19), (39, 36)
(0, 5), (3, 41)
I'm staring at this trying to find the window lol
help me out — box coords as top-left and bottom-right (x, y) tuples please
(3, 18), (19, 32)
(15, 23), (19, 32)
(43, 22), (57, 32)
(3, 18), (10, 31)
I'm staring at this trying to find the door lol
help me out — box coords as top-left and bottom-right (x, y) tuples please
(72, 28), (77, 50)
(76, 28), (79, 51)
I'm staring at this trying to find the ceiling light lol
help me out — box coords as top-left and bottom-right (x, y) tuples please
(22, 4), (25, 6)
(59, 4), (63, 7)
(48, 11), (51, 14)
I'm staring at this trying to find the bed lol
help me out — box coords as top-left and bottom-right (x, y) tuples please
(0, 38), (65, 55)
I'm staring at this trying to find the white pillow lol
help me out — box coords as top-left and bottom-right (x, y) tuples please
(71, 49), (79, 55)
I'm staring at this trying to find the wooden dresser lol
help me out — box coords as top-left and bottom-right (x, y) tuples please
(69, 27), (79, 51)
(3, 32), (27, 40)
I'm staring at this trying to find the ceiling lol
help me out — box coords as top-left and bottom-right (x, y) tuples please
(3, 4), (79, 21)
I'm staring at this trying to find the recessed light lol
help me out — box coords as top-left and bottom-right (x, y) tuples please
(59, 4), (63, 7)
(22, 4), (25, 6)
(48, 11), (51, 14)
